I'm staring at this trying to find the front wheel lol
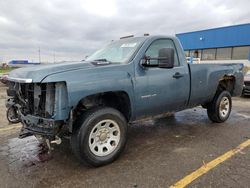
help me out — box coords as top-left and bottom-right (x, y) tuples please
(6, 106), (20, 124)
(207, 90), (232, 123)
(71, 107), (127, 167)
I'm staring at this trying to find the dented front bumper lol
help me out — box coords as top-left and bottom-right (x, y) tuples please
(20, 112), (64, 138)
(6, 80), (70, 138)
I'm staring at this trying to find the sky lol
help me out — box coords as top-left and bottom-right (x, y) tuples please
(0, 0), (249, 63)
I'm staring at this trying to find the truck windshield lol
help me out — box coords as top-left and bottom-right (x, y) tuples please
(86, 37), (145, 63)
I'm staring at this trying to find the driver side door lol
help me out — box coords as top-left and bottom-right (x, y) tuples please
(134, 39), (190, 118)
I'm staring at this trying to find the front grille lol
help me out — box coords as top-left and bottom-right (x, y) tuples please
(9, 82), (56, 118)
(21, 83), (34, 114)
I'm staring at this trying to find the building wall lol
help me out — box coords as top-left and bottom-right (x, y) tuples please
(8, 60), (41, 67)
(176, 23), (250, 50)
(176, 23), (250, 66)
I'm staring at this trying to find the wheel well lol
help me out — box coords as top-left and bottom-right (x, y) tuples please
(202, 76), (235, 109)
(73, 91), (131, 122)
(217, 76), (235, 95)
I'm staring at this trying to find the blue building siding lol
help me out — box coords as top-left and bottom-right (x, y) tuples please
(176, 23), (250, 50)
(9, 60), (40, 65)
(9, 60), (29, 64)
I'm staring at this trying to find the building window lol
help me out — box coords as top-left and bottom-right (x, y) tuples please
(232, 46), (250, 60)
(190, 50), (201, 58)
(216, 48), (232, 60)
(202, 49), (216, 60)
(184, 50), (190, 57)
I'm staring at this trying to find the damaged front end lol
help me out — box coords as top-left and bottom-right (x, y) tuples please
(6, 79), (70, 141)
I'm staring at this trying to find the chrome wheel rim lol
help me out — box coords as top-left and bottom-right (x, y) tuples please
(88, 119), (121, 157)
(219, 97), (230, 118)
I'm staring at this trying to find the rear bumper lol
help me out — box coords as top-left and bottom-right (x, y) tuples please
(242, 84), (250, 95)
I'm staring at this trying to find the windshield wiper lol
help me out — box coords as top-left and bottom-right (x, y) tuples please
(91, 58), (112, 65)
(90, 58), (112, 65)
(93, 58), (109, 62)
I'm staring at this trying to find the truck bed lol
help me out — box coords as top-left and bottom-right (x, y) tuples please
(187, 63), (244, 107)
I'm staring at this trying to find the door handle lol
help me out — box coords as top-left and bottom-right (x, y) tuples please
(173, 72), (184, 79)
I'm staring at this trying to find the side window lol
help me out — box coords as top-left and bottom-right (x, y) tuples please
(145, 39), (179, 66)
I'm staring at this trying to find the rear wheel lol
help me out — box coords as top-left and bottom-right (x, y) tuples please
(71, 107), (127, 167)
(207, 90), (232, 123)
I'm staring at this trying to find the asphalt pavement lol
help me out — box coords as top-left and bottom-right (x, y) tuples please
(0, 83), (250, 188)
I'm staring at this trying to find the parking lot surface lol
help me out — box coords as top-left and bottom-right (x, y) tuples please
(0, 83), (250, 188)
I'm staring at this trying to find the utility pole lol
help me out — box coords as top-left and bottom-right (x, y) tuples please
(53, 50), (55, 63)
(38, 47), (41, 63)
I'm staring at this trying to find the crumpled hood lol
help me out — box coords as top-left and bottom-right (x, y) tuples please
(9, 61), (95, 82)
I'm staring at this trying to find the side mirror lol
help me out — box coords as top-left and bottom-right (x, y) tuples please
(158, 48), (174, 68)
(140, 56), (154, 68)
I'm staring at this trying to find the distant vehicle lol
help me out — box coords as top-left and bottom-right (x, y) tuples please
(6, 35), (244, 167)
(242, 71), (250, 96)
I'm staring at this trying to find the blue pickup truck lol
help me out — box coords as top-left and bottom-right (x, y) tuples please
(6, 35), (243, 166)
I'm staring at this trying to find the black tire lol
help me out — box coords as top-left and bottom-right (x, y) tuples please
(207, 90), (232, 123)
(71, 107), (127, 167)
(6, 106), (20, 124)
